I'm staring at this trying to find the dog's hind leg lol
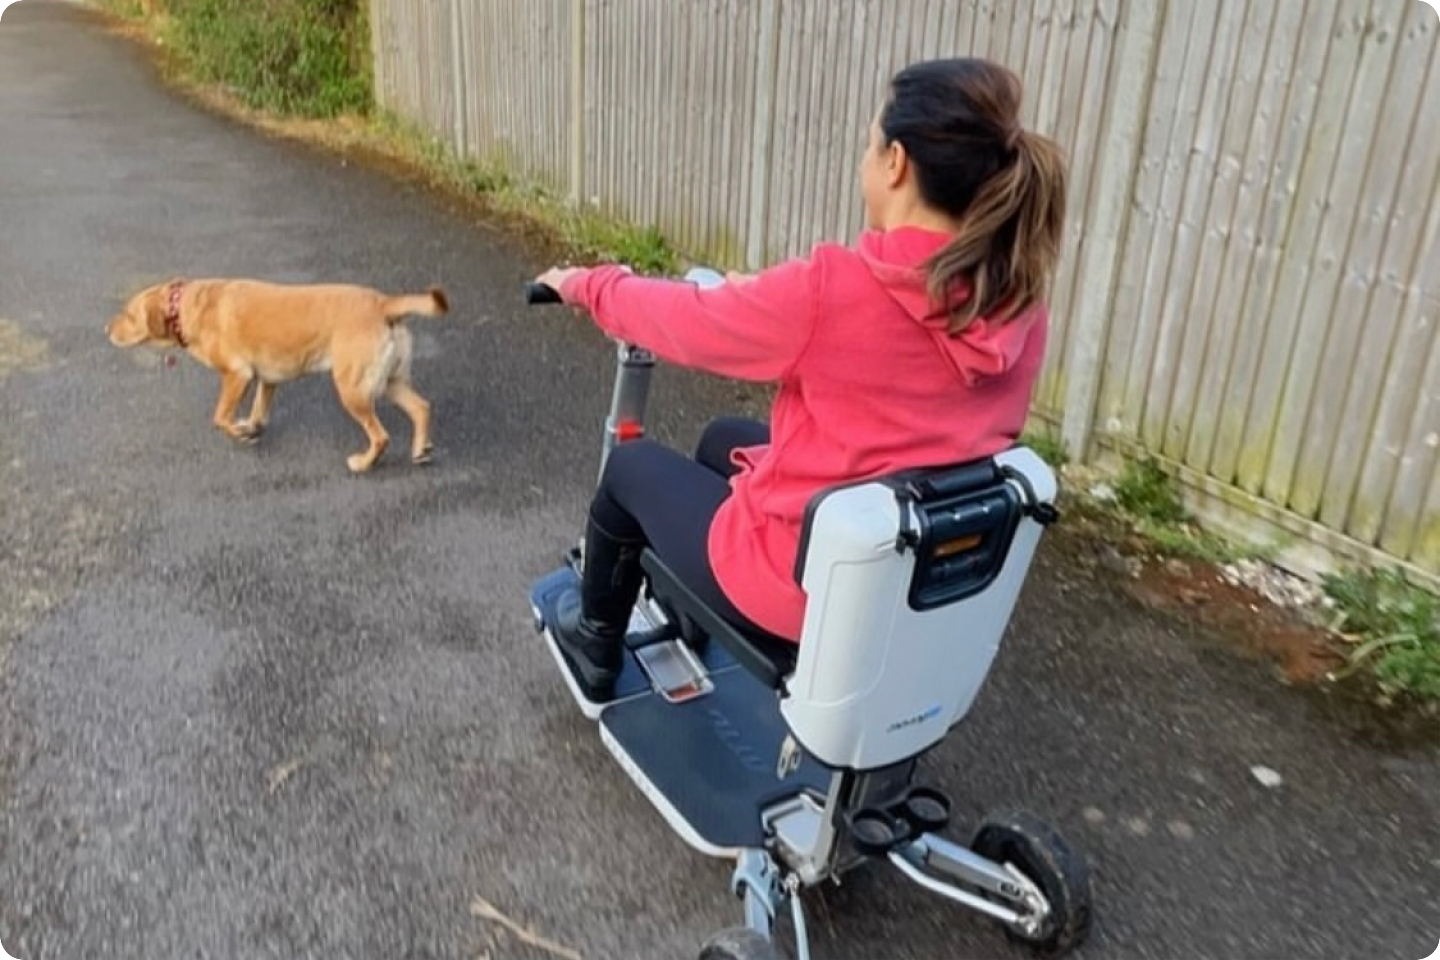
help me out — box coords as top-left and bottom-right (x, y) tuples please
(335, 379), (389, 474)
(377, 325), (431, 465)
(213, 370), (258, 443)
(385, 379), (432, 465)
(237, 381), (276, 441)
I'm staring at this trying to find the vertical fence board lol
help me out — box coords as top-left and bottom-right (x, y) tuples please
(1311, 8), (1435, 534)
(1163, 0), (1277, 464)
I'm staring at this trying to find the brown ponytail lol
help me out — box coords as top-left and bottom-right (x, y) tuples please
(881, 59), (1069, 332)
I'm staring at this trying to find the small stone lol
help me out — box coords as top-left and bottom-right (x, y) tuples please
(1089, 483), (1118, 504)
(1167, 820), (1196, 841)
(1123, 816), (1151, 836)
(1250, 765), (1284, 788)
(1082, 806), (1106, 826)
(1098, 547), (1131, 575)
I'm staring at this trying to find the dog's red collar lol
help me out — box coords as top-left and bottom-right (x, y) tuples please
(163, 280), (188, 347)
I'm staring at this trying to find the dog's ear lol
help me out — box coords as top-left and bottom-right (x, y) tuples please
(141, 283), (171, 339)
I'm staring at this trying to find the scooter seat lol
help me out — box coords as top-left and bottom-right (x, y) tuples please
(640, 550), (797, 691)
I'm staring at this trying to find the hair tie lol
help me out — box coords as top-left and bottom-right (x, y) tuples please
(1005, 126), (1024, 153)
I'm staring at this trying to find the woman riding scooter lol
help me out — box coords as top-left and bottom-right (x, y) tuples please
(534, 57), (1068, 706)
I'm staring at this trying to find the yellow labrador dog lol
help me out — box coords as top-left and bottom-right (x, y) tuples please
(107, 278), (448, 473)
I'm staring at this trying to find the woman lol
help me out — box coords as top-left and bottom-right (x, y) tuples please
(535, 57), (1067, 706)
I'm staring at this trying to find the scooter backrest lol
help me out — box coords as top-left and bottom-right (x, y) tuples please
(780, 446), (1058, 771)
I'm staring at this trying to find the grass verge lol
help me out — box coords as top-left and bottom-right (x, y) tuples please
(100, 0), (371, 117)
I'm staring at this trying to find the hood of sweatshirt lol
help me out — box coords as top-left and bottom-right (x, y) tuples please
(855, 226), (1042, 386)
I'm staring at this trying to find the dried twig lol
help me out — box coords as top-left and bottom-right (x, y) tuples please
(470, 896), (583, 960)
(265, 757), (305, 795)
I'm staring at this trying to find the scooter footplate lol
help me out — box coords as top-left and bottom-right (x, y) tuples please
(600, 669), (831, 850)
(530, 565), (653, 705)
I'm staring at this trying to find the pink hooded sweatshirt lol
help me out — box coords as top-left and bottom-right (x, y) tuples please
(559, 226), (1047, 642)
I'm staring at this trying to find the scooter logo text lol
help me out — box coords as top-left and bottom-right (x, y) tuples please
(887, 704), (942, 734)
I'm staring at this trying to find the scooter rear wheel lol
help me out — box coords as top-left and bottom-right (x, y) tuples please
(697, 926), (783, 960)
(970, 809), (1094, 957)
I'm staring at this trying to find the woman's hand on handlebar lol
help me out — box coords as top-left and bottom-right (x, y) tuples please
(534, 266), (586, 299)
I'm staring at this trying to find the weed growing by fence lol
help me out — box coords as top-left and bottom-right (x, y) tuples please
(1090, 456), (1265, 566)
(1019, 429), (1069, 469)
(1115, 457), (1186, 524)
(1324, 567), (1440, 707)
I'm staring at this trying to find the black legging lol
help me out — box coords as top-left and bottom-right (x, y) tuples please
(589, 416), (770, 634)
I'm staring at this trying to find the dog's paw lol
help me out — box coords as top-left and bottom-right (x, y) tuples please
(347, 453), (374, 474)
(235, 421), (265, 443)
(412, 445), (434, 466)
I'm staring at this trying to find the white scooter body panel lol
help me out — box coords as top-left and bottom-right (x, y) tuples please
(781, 447), (1056, 771)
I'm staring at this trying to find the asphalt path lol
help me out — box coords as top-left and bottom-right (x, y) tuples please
(0, 4), (1437, 959)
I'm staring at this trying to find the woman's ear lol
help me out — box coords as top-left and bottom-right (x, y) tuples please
(885, 139), (910, 189)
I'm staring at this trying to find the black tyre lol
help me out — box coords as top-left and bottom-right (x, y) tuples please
(970, 810), (1094, 957)
(697, 926), (783, 960)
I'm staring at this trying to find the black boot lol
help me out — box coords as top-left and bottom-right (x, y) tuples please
(551, 515), (644, 703)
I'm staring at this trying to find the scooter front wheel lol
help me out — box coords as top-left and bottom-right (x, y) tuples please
(970, 810), (1094, 957)
(697, 927), (783, 960)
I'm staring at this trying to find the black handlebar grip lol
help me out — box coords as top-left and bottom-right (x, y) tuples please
(524, 282), (563, 305)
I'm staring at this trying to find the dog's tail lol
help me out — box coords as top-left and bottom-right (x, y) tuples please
(382, 287), (449, 324)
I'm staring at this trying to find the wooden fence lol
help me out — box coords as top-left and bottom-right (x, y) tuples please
(369, 0), (1440, 585)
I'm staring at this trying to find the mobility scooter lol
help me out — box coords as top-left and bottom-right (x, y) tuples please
(524, 270), (1092, 960)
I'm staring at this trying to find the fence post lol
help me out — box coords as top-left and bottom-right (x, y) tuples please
(1059, 0), (1167, 463)
(745, 0), (782, 270)
(448, 0), (467, 153)
(368, 0), (384, 112)
(569, 0), (586, 204)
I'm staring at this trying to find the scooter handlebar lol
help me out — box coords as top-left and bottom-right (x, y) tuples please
(524, 281), (563, 305)
(525, 264), (727, 305)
